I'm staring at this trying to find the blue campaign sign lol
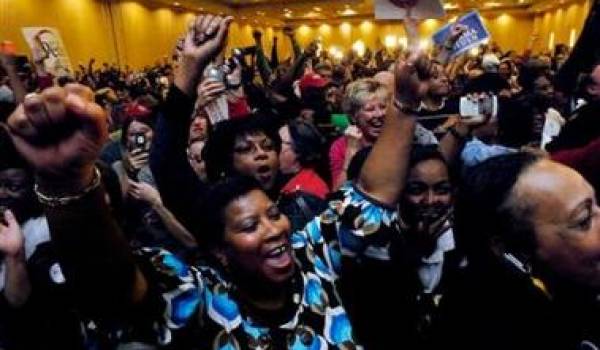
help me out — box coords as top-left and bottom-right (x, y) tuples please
(432, 11), (491, 57)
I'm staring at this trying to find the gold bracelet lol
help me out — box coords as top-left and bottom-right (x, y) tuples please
(34, 167), (102, 207)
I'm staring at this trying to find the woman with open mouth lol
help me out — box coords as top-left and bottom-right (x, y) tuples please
(2, 15), (422, 348)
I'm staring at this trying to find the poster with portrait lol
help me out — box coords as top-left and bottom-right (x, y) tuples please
(22, 27), (73, 77)
(374, 0), (445, 20)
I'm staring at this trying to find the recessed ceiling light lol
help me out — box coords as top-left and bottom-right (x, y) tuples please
(173, 2), (180, 6)
(444, 3), (458, 10)
(338, 8), (357, 16)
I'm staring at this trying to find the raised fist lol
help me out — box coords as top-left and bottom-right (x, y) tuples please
(283, 26), (295, 37)
(6, 84), (107, 187)
(175, 14), (234, 96)
(0, 210), (24, 258)
(394, 52), (433, 109)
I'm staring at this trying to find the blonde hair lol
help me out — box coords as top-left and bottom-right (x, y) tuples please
(342, 78), (390, 118)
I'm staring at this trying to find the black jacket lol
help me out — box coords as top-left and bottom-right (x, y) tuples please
(429, 256), (600, 349)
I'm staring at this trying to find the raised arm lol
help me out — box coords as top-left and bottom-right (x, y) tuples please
(6, 84), (147, 317)
(435, 23), (467, 66)
(356, 53), (434, 206)
(284, 26), (302, 60)
(0, 210), (30, 308)
(253, 30), (274, 86)
(151, 15), (232, 230)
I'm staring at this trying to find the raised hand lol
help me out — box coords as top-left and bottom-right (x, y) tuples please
(448, 23), (468, 43)
(283, 26), (295, 37)
(0, 210), (24, 258)
(252, 29), (263, 42)
(404, 17), (421, 49)
(174, 15), (234, 96)
(125, 149), (149, 174)
(6, 84), (108, 192)
(196, 78), (226, 108)
(394, 51), (433, 110)
(304, 41), (319, 57)
(344, 125), (364, 151)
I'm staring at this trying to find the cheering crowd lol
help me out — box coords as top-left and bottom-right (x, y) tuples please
(0, 10), (600, 350)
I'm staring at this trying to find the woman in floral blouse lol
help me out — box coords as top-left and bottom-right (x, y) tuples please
(3, 14), (425, 349)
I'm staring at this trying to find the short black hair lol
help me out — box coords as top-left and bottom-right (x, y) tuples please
(408, 144), (447, 169)
(195, 176), (263, 249)
(455, 152), (541, 264)
(347, 144), (447, 182)
(287, 120), (325, 168)
(203, 115), (281, 183)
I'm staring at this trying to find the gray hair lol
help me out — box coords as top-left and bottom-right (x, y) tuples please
(342, 78), (390, 118)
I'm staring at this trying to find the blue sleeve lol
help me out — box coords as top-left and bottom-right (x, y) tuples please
(461, 137), (516, 167)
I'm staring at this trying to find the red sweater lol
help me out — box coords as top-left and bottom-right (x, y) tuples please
(281, 168), (329, 200)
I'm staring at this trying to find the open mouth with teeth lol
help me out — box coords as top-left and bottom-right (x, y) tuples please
(263, 243), (293, 271)
(367, 118), (384, 134)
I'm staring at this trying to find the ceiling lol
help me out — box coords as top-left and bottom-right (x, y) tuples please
(156, 0), (579, 26)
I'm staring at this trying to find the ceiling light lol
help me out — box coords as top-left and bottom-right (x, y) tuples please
(352, 40), (366, 57)
(313, 6), (322, 11)
(173, 2), (180, 6)
(338, 8), (357, 16)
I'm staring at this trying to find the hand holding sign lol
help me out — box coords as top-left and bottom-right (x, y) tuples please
(432, 11), (490, 58)
(449, 23), (468, 43)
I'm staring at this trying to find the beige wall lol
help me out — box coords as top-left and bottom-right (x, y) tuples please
(532, 0), (591, 53)
(0, 0), (592, 69)
(287, 13), (535, 57)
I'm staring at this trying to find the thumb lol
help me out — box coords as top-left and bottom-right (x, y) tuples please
(4, 210), (18, 228)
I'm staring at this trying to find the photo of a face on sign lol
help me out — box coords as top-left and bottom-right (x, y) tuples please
(22, 27), (73, 77)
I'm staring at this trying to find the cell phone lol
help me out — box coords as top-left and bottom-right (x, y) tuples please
(459, 94), (498, 123)
(130, 133), (147, 152)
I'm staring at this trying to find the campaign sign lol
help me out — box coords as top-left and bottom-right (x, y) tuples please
(432, 11), (491, 57)
(22, 27), (73, 77)
(374, 0), (445, 20)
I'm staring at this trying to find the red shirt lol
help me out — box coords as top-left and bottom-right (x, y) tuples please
(228, 96), (251, 119)
(281, 168), (329, 200)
